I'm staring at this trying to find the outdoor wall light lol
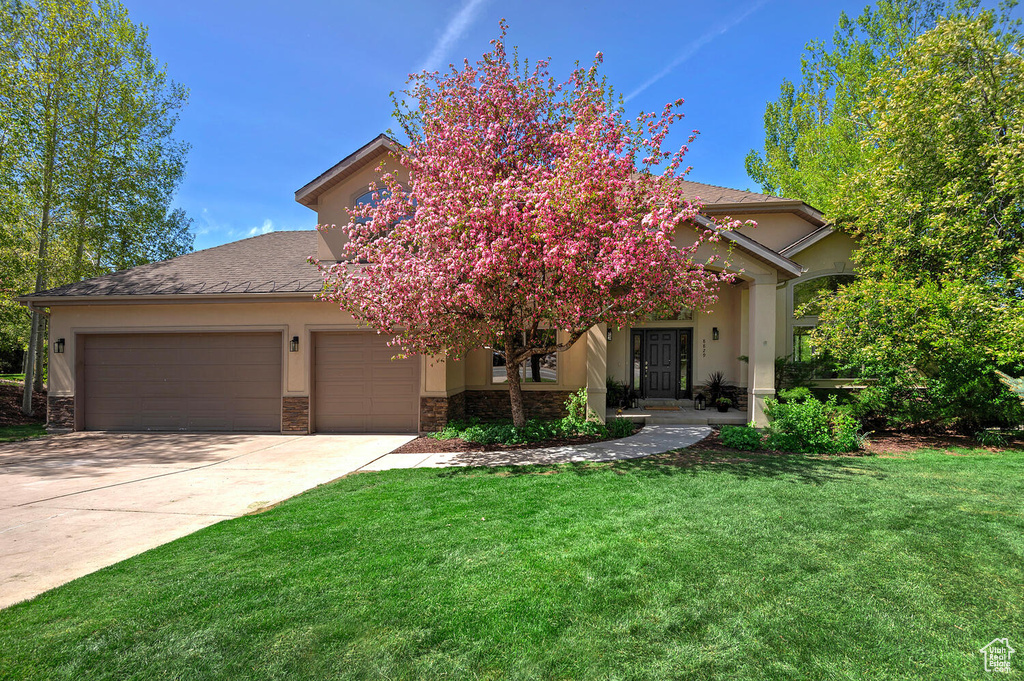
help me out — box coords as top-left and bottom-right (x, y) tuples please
(712, 327), (720, 341)
(53, 338), (65, 354)
(289, 336), (299, 352)
(606, 329), (613, 342)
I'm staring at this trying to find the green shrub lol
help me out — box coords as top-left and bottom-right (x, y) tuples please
(607, 417), (636, 438)
(720, 425), (764, 450)
(564, 388), (588, 424)
(975, 429), (1008, 448)
(764, 395), (861, 454)
(427, 413), (636, 446)
(778, 387), (813, 403)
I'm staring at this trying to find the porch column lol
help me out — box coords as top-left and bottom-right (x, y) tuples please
(747, 277), (777, 426)
(586, 324), (607, 423)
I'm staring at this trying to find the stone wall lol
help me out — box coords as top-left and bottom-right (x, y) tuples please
(47, 395), (75, 432)
(419, 391), (466, 432)
(282, 396), (310, 433)
(464, 389), (573, 421)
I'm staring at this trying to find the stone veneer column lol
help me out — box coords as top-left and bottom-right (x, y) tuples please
(281, 396), (310, 434)
(47, 395), (75, 432)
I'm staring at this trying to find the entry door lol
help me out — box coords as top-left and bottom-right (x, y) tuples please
(644, 330), (678, 398)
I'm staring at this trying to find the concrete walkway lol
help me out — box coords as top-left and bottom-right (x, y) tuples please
(359, 424), (711, 471)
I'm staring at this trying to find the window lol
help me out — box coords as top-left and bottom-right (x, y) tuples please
(492, 330), (558, 383)
(352, 189), (388, 225)
(793, 275), (855, 316)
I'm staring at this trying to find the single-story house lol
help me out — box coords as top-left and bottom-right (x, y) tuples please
(21, 134), (856, 434)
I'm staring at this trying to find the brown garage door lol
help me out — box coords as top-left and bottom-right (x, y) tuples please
(82, 333), (282, 432)
(313, 332), (419, 433)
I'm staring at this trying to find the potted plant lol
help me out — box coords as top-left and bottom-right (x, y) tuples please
(702, 371), (738, 407)
(716, 397), (732, 413)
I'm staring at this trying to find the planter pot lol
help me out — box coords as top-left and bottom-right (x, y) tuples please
(716, 405), (730, 413)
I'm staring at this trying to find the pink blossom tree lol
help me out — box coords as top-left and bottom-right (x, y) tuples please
(316, 22), (740, 427)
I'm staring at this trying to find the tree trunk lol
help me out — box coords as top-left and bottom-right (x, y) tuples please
(530, 354), (541, 383)
(34, 315), (46, 392)
(505, 343), (527, 427)
(21, 312), (39, 416)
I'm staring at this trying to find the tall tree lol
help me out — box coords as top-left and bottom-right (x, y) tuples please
(744, 0), (966, 213)
(811, 15), (1024, 431)
(316, 23), (741, 427)
(0, 0), (192, 414)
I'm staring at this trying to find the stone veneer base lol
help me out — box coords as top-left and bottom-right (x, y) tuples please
(282, 396), (310, 433)
(47, 395), (75, 432)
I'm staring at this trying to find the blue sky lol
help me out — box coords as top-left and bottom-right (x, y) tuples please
(121, 0), (1022, 251)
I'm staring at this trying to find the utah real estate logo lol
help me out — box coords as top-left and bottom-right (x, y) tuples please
(980, 638), (1015, 673)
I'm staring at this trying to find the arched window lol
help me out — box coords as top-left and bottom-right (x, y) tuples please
(793, 274), (856, 317)
(791, 274), (856, 377)
(352, 189), (388, 225)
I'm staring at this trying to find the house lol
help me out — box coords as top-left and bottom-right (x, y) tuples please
(21, 135), (856, 434)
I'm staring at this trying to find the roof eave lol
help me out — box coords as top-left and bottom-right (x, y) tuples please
(17, 291), (324, 306)
(294, 134), (403, 210)
(695, 215), (805, 281)
(779, 225), (836, 257)
(700, 200), (827, 227)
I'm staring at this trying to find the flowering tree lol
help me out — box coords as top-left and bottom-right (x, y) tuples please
(316, 22), (740, 426)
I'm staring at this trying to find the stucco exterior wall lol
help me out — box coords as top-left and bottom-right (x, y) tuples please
(315, 155), (410, 261)
(733, 212), (818, 252)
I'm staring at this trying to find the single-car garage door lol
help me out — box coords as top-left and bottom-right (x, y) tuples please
(82, 333), (282, 432)
(313, 332), (419, 433)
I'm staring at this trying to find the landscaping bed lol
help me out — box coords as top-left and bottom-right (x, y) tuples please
(393, 417), (642, 454)
(0, 382), (46, 440)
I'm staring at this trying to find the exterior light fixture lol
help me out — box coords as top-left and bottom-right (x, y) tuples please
(289, 336), (299, 352)
(53, 338), (65, 354)
(694, 394), (706, 411)
(712, 327), (720, 341)
(606, 329), (613, 342)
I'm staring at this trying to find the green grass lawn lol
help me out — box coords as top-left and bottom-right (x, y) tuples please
(0, 373), (24, 382)
(1, 448), (1021, 679)
(0, 423), (47, 442)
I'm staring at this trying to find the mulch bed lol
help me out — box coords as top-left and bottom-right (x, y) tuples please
(0, 381), (46, 427)
(391, 424), (643, 454)
(684, 426), (1022, 458)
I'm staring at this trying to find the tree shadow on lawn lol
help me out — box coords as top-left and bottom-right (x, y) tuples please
(437, 449), (886, 486)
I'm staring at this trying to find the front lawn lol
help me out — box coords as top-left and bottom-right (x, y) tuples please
(1, 447), (1021, 679)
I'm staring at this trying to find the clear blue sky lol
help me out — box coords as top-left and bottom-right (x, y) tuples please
(121, 0), (1022, 251)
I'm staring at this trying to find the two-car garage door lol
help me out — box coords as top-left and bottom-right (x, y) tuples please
(79, 331), (420, 433)
(82, 333), (283, 432)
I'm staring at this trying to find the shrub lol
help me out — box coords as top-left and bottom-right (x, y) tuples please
(565, 388), (588, 425)
(719, 425), (764, 450)
(606, 377), (629, 408)
(607, 417), (636, 438)
(778, 387), (813, 403)
(975, 430), (1008, 448)
(764, 395), (861, 454)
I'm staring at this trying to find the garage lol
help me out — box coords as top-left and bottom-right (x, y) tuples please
(81, 333), (283, 432)
(313, 332), (419, 433)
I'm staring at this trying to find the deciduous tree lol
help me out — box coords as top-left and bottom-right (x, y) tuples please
(316, 23), (740, 427)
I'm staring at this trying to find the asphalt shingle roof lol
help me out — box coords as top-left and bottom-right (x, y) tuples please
(678, 180), (790, 205)
(25, 231), (322, 299)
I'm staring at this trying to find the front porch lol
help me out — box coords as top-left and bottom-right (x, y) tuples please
(607, 399), (749, 426)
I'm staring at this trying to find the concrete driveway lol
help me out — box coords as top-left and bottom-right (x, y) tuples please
(0, 432), (413, 609)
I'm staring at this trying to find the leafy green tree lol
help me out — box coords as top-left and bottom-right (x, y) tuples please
(0, 0), (192, 414)
(812, 15), (1024, 431)
(745, 0), (968, 213)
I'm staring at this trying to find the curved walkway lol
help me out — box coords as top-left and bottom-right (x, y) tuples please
(358, 424), (712, 471)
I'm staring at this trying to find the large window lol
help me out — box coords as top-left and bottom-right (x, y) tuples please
(791, 274), (856, 378)
(492, 330), (558, 384)
(352, 189), (388, 225)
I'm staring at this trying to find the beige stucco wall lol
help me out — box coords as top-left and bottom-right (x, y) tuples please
(733, 212), (818, 252)
(315, 154), (410, 261)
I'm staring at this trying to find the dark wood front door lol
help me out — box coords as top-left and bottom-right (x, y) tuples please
(644, 330), (678, 398)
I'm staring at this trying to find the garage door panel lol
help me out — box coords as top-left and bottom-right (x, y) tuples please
(314, 333), (418, 434)
(83, 333), (282, 432)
